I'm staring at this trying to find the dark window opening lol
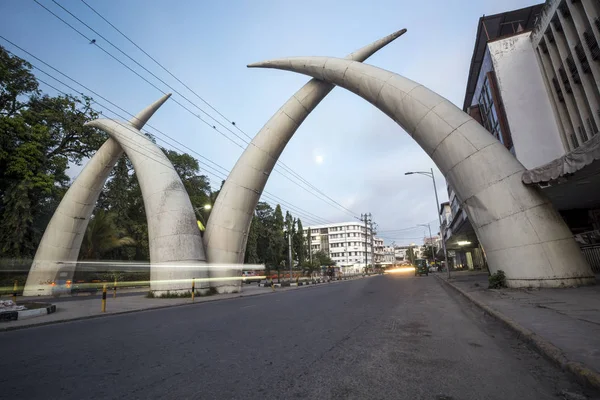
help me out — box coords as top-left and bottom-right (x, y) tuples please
(574, 42), (591, 73)
(552, 77), (565, 102)
(584, 26), (600, 60)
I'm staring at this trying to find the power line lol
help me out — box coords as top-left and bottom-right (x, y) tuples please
(36, 75), (328, 228)
(7, 48), (333, 227)
(79, 0), (253, 141)
(36, 0), (360, 219)
(0, 37), (339, 225)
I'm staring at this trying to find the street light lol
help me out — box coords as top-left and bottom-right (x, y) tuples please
(405, 168), (451, 279)
(194, 204), (212, 232)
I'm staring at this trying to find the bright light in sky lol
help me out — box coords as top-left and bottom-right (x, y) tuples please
(315, 155), (324, 164)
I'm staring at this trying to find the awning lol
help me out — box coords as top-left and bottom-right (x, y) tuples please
(522, 133), (600, 210)
(522, 132), (600, 184)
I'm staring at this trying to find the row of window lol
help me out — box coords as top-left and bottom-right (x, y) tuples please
(329, 225), (368, 232)
(331, 251), (370, 257)
(330, 242), (368, 248)
(330, 233), (369, 239)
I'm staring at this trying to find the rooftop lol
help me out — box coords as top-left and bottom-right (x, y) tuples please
(462, 3), (545, 111)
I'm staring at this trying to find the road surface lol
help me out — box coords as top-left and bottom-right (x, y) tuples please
(1, 273), (596, 399)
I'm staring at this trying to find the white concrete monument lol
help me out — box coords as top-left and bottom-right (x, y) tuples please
(23, 94), (173, 296)
(248, 56), (595, 288)
(85, 118), (208, 294)
(204, 29), (406, 293)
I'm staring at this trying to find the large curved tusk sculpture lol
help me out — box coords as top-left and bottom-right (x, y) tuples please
(248, 57), (595, 288)
(204, 29), (406, 293)
(85, 116), (208, 294)
(24, 94), (172, 296)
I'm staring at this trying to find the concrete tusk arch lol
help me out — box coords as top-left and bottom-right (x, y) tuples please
(24, 94), (172, 296)
(248, 56), (594, 288)
(204, 29), (406, 293)
(85, 117), (208, 294)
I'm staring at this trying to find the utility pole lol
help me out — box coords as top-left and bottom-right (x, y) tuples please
(361, 213), (371, 274)
(288, 232), (293, 283)
(370, 221), (376, 270)
(308, 227), (312, 264)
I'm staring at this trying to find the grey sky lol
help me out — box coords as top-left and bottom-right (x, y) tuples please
(0, 0), (538, 244)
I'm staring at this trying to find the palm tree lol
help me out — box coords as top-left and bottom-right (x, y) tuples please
(80, 210), (135, 260)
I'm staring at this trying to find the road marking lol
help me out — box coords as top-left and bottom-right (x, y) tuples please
(240, 305), (256, 310)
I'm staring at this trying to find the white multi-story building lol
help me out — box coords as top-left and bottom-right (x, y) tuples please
(304, 222), (383, 267)
(444, 1), (600, 272)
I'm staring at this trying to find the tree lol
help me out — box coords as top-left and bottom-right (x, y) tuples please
(407, 247), (416, 265)
(79, 210), (135, 260)
(0, 46), (105, 258)
(283, 211), (295, 262)
(272, 205), (286, 280)
(244, 216), (260, 264)
(294, 219), (305, 265)
(422, 245), (435, 261)
(314, 250), (335, 266)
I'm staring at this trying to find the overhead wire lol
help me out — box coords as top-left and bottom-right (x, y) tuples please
(76, 0), (359, 219)
(35, 0), (360, 219)
(0, 39), (333, 227)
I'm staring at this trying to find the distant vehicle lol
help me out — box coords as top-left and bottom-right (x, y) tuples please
(414, 259), (429, 276)
(242, 270), (261, 284)
(52, 265), (101, 297)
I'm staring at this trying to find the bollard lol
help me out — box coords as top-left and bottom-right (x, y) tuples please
(12, 280), (18, 303)
(113, 277), (117, 299)
(101, 284), (107, 312)
(191, 278), (195, 302)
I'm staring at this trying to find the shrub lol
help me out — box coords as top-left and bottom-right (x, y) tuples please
(488, 270), (507, 289)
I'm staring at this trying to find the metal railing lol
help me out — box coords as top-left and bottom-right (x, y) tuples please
(581, 245), (600, 274)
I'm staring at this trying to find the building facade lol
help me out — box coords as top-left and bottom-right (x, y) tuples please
(304, 222), (383, 267)
(445, 1), (600, 272)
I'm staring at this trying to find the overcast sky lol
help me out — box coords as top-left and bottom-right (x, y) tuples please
(1, 0), (538, 245)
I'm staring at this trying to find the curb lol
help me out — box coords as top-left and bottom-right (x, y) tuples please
(0, 303), (57, 322)
(435, 274), (600, 390)
(0, 289), (278, 333)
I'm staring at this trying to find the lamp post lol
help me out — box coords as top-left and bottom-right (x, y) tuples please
(405, 168), (450, 278)
(194, 204), (212, 232)
(418, 223), (435, 265)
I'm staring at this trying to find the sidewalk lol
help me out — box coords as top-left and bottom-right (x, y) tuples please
(0, 276), (368, 331)
(0, 285), (280, 331)
(437, 271), (600, 389)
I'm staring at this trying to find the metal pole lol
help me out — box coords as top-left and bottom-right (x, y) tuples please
(431, 168), (450, 279)
(426, 224), (435, 264)
(288, 232), (293, 283)
(101, 284), (107, 312)
(369, 217), (375, 271)
(363, 214), (368, 274)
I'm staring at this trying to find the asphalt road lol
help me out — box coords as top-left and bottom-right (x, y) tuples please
(2, 273), (597, 399)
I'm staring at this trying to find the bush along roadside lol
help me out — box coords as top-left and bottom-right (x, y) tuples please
(488, 270), (507, 289)
(146, 287), (217, 299)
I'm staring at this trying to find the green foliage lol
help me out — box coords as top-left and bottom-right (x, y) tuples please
(488, 270), (507, 289)
(79, 210), (135, 260)
(0, 46), (104, 258)
(313, 250), (335, 266)
(406, 247), (416, 265)
(294, 219), (305, 265)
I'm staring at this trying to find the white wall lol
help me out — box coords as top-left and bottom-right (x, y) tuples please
(489, 32), (567, 169)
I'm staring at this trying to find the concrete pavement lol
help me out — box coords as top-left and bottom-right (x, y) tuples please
(1, 273), (597, 399)
(437, 271), (600, 389)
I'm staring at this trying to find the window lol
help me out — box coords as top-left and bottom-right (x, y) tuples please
(477, 77), (504, 144)
(578, 126), (589, 143)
